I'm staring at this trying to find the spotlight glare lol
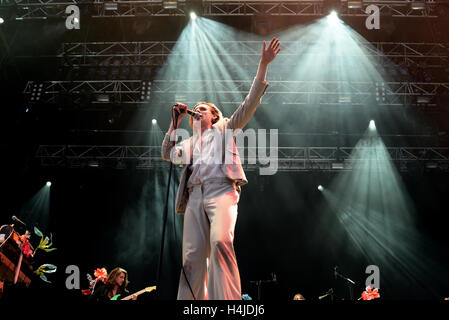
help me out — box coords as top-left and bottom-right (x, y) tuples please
(318, 185), (324, 192)
(0, 17), (4, 24)
(152, 119), (157, 125)
(46, 181), (52, 187)
(369, 120), (376, 130)
(327, 11), (339, 25)
(190, 12), (197, 20)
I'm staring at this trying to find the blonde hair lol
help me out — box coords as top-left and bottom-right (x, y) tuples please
(293, 293), (305, 300)
(189, 102), (223, 128)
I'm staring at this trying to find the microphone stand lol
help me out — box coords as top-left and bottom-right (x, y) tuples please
(250, 273), (277, 301)
(155, 111), (179, 299)
(334, 267), (356, 300)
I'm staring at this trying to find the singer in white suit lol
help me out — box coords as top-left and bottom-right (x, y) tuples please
(161, 38), (281, 300)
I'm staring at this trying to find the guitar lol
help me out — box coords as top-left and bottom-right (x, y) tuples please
(110, 285), (156, 301)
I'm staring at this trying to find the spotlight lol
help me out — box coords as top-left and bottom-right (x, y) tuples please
(425, 162), (438, 169)
(140, 81), (151, 102)
(327, 11), (339, 25)
(318, 185), (324, 192)
(88, 160), (100, 168)
(369, 120), (376, 130)
(163, 1), (178, 9)
(332, 162), (344, 170)
(411, 1), (425, 10)
(104, 2), (118, 11)
(29, 82), (44, 102)
(0, 17), (4, 24)
(417, 96), (430, 104)
(152, 119), (157, 125)
(375, 82), (386, 103)
(96, 94), (110, 103)
(347, 1), (362, 9)
(190, 12), (197, 20)
(46, 181), (52, 187)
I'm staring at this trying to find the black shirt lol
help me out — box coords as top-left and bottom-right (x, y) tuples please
(88, 282), (129, 302)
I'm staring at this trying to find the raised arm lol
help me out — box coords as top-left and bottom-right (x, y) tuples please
(255, 38), (281, 83)
(228, 37), (281, 131)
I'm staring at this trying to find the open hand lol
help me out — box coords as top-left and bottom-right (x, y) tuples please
(261, 37), (281, 65)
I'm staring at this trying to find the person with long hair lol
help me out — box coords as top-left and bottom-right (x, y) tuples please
(161, 37), (281, 300)
(89, 267), (137, 302)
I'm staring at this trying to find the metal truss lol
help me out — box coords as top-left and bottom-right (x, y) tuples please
(34, 144), (449, 171)
(151, 80), (449, 106)
(56, 40), (449, 70)
(13, 0), (440, 20)
(205, 0), (439, 17)
(23, 80), (150, 104)
(23, 79), (449, 106)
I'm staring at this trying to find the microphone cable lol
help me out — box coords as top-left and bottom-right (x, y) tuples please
(169, 109), (197, 300)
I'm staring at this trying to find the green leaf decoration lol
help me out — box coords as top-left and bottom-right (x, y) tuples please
(40, 274), (50, 283)
(34, 264), (57, 283)
(34, 227), (43, 238)
(42, 264), (57, 273)
(34, 231), (56, 257)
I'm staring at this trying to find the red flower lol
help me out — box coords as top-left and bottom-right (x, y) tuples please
(81, 289), (92, 296)
(94, 268), (107, 283)
(361, 286), (380, 300)
(22, 241), (33, 258)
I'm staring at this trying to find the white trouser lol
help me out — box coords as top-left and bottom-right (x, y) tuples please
(177, 178), (241, 300)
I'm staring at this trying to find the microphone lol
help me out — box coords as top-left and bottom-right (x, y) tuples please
(12, 216), (26, 226)
(319, 288), (333, 300)
(186, 109), (201, 120)
(173, 103), (201, 120)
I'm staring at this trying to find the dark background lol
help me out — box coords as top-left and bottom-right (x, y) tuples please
(1, 4), (449, 302)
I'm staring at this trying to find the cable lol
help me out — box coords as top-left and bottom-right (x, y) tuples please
(157, 109), (196, 300)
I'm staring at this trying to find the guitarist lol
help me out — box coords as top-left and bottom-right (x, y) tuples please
(89, 267), (137, 302)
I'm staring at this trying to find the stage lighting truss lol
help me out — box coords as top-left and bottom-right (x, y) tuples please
(23, 80), (151, 106)
(22, 40), (449, 107)
(54, 40), (449, 73)
(23, 79), (449, 107)
(12, 1), (439, 20)
(48, 40), (449, 89)
(34, 144), (449, 172)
